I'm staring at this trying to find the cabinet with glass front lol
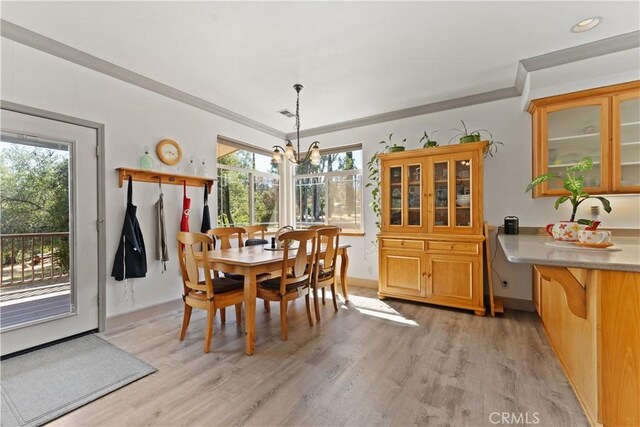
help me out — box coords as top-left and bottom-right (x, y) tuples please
(378, 141), (487, 315)
(528, 81), (640, 197)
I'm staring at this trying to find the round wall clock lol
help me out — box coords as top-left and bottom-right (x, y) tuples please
(156, 139), (182, 165)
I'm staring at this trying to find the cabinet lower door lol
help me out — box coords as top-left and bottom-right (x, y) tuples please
(427, 254), (480, 308)
(379, 250), (425, 297)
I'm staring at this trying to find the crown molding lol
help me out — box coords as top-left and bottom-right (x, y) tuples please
(2, 19), (638, 140)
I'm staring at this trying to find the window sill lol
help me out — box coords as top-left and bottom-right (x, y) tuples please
(339, 231), (365, 237)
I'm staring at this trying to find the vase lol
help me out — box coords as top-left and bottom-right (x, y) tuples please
(388, 146), (405, 153)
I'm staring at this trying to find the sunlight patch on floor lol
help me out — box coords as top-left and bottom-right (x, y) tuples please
(344, 294), (419, 326)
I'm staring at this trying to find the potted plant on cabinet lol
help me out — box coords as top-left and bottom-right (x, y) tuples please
(420, 131), (439, 148)
(526, 156), (612, 241)
(449, 120), (503, 157)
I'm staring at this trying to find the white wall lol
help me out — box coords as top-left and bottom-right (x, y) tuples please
(298, 49), (640, 301)
(1, 39), (283, 317)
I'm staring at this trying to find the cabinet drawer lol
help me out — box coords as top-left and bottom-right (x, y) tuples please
(380, 238), (425, 251)
(427, 241), (479, 254)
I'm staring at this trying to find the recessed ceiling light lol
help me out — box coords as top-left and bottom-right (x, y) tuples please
(571, 16), (602, 33)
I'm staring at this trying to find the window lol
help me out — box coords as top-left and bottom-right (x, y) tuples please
(217, 138), (279, 228)
(295, 145), (363, 232)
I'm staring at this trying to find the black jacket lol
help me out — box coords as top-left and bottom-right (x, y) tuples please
(111, 177), (147, 281)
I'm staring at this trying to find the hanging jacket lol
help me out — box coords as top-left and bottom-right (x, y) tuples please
(201, 183), (211, 233)
(155, 181), (169, 271)
(111, 177), (147, 281)
(181, 181), (191, 232)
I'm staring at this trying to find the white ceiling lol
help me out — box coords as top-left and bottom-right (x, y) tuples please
(1, 1), (639, 132)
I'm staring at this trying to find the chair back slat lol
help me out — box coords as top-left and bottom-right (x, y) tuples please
(315, 227), (340, 279)
(279, 230), (317, 294)
(177, 232), (214, 297)
(207, 227), (245, 250)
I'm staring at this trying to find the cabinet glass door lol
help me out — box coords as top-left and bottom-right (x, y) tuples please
(546, 102), (607, 191)
(618, 96), (640, 188)
(407, 164), (422, 226)
(433, 162), (449, 227)
(454, 159), (472, 227)
(389, 166), (402, 226)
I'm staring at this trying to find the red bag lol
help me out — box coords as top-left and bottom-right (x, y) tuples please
(181, 181), (191, 232)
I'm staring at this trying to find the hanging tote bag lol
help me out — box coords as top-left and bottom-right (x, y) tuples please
(111, 176), (147, 281)
(155, 181), (169, 271)
(201, 183), (211, 233)
(180, 181), (191, 232)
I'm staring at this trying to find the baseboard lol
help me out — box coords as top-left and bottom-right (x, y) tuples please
(106, 299), (183, 330)
(499, 296), (535, 312)
(347, 276), (378, 289)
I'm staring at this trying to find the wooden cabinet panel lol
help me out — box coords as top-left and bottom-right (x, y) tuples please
(529, 80), (640, 197)
(538, 268), (598, 425)
(427, 254), (478, 305)
(379, 250), (425, 298)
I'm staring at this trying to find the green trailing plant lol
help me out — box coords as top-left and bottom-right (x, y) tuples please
(449, 120), (503, 157)
(366, 133), (406, 242)
(526, 156), (612, 222)
(420, 131), (439, 148)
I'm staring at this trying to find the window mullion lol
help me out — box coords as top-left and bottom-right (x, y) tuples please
(249, 172), (255, 225)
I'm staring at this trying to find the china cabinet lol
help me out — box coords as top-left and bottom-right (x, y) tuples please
(378, 141), (487, 315)
(528, 80), (640, 197)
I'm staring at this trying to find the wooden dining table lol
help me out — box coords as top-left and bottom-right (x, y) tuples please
(196, 243), (350, 355)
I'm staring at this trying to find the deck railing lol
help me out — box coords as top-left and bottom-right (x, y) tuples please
(1, 232), (70, 287)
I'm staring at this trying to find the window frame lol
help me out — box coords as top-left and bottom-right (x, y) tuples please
(293, 145), (364, 232)
(216, 137), (281, 228)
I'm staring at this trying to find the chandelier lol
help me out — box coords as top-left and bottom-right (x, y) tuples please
(272, 84), (321, 166)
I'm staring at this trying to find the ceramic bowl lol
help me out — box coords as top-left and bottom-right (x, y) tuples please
(456, 194), (470, 207)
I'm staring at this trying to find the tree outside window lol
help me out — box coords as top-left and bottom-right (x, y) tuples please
(217, 140), (279, 228)
(295, 148), (363, 232)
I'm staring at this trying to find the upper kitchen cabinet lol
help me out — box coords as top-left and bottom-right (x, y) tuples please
(528, 81), (640, 197)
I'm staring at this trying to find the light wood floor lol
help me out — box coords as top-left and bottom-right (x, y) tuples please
(51, 287), (588, 426)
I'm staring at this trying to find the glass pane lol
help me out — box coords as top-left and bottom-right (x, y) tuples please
(407, 164), (421, 226)
(327, 175), (362, 231)
(389, 166), (402, 225)
(295, 176), (325, 227)
(620, 97), (640, 187)
(455, 160), (472, 227)
(296, 149), (362, 174)
(547, 105), (601, 188)
(1, 138), (72, 329)
(217, 168), (250, 226)
(217, 140), (279, 175)
(433, 162), (449, 227)
(254, 176), (279, 228)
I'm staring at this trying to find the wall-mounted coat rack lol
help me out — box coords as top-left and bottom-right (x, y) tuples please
(116, 167), (214, 193)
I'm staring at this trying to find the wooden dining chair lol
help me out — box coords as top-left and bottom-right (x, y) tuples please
(312, 227), (341, 321)
(206, 226), (245, 250)
(177, 232), (244, 353)
(256, 230), (317, 340)
(243, 225), (268, 246)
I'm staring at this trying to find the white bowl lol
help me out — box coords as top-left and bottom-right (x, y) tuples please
(456, 194), (470, 207)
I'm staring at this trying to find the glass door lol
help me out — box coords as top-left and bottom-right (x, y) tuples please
(406, 164), (422, 228)
(432, 161), (450, 230)
(543, 98), (609, 194)
(388, 165), (403, 227)
(1, 110), (99, 356)
(613, 91), (640, 191)
(454, 159), (472, 227)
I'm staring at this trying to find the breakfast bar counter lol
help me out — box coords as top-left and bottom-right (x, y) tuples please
(498, 232), (640, 427)
(498, 234), (640, 272)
